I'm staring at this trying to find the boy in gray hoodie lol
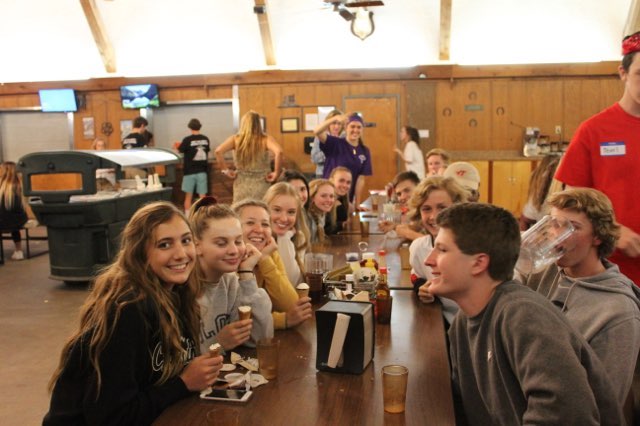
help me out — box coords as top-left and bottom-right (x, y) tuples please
(517, 188), (640, 406)
(427, 203), (623, 425)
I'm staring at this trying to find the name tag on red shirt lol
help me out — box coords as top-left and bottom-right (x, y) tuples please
(600, 141), (626, 156)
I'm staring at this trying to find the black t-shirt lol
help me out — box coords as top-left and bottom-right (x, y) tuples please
(0, 193), (28, 229)
(179, 134), (210, 175)
(122, 132), (147, 149)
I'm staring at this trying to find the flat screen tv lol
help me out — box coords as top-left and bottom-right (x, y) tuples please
(120, 84), (160, 109)
(39, 89), (78, 112)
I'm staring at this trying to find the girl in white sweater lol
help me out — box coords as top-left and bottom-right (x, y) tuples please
(189, 197), (273, 354)
(263, 182), (311, 284)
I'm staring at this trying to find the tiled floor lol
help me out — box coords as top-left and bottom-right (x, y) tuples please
(0, 236), (89, 425)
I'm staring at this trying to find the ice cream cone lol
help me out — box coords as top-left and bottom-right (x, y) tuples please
(209, 343), (221, 357)
(238, 305), (252, 320)
(296, 282), (310, 298)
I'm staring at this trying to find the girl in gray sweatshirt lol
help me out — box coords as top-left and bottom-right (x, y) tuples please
(189, 197), (273, 355)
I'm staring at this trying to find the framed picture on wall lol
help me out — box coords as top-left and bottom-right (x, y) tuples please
(82, 117), (95, 139)
(281, 117), (299, 133)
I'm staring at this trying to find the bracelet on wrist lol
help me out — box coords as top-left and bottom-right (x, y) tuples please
(238, 270), (254, 274)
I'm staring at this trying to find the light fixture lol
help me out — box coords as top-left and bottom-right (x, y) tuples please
(335, 4), (354, 21)
(351, 8), (374, 41)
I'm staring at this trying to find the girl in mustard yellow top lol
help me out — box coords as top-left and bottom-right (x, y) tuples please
(233, 199), (312, 329)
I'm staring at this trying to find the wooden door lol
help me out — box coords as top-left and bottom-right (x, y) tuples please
(344, 96), (399, 196)
(491, 160), (533, 217)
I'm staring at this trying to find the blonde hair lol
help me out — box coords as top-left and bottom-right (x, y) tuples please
(547, 188), (620, 259)
(326, 109), (344, 135)
(425, 148), (450, 165)
(91, 137), (106, 150)
(48, 202), (200, 397)
(308, 179), (336, 243)
(235, 111), (266, 167)
(232, 198), (270, 216)
(262, 182), (310, 255)
(0, 161), (22, 210)
(408, 176), (470, 226)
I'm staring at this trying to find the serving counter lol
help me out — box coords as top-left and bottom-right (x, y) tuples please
(18, 148), (179, 283)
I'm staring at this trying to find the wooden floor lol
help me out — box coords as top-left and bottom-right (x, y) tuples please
(0, 233), (89, 425)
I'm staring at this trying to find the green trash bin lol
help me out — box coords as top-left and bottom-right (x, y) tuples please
(18, 149), (180, 283)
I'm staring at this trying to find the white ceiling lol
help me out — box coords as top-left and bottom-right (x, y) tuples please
(0, 0), (633, 84)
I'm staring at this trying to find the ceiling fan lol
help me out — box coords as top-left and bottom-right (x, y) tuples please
(323, 0), (385, 21)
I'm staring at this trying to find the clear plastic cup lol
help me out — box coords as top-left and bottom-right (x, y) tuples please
(516, 215), (575, 274)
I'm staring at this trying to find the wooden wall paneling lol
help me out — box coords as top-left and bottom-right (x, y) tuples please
(523, 79), (564, 138)
(563, 77), (622, 141)
(435, 80), (456, 148)
(435, 80), (490, 151)
(499, 80), (528, 151)
(461, 80), (491, 151)
(490, 80), (510, 149)
(160, 86), (232, 102)
(0, 94), (39, 108)
(405, 82), (436, 162)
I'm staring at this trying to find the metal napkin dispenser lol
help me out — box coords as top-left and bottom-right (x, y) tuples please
(315, 300), (375, 375)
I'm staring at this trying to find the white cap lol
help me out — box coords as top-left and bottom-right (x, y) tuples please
(362, 252), (375, 260)
(443, 162), (481, 191)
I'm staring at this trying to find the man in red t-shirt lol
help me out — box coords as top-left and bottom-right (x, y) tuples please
(556, 32), (640, 285)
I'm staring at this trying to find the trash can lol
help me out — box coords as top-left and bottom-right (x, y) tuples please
(18, 148), (180, 283)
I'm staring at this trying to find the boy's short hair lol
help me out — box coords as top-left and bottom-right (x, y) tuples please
(133, 116), (148, 129)
(437, 203), (520, 281)
(392, 171), (420, 188)
(547, 188), (620, 259)
(188, 118), (202, 131)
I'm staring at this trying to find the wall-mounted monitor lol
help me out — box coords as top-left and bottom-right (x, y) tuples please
(120, 84), (160, 109)
(38, 88), (78, 112)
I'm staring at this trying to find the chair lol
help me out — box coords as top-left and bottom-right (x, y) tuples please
(0, 225), (48, 264)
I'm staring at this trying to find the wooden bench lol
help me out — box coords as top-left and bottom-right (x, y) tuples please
(0, 225), (48, 264)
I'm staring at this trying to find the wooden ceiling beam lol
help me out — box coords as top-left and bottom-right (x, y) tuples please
(254, 0), (276, 66)
(439, 0), (452, 61)
(79, 0), (116, 73)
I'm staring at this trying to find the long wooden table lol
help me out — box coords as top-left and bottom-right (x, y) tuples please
(153, 292), (455, 426)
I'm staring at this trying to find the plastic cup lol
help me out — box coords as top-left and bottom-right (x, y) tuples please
(305, 273), (324, 303)
(399, 244), (411, 270)
(376, 296), (393, 324)
(257, 338), (279, 380)
(360, 219), (370, 236)
(382, 365), (409, 413)
(516, 215), (575, 274)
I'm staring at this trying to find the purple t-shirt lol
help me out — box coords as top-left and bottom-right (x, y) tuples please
(320, 135), (372, 201)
